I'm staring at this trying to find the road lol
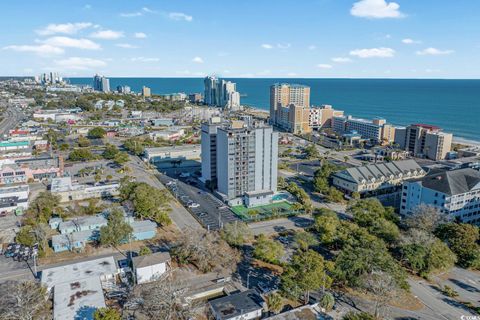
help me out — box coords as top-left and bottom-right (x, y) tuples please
(0, 106), (26, 136)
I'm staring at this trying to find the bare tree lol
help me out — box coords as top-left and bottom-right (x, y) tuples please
(140, 278), (193, 320)
(403, 205), (449, 233)
(172, 230), (240, 273)
(0, 280), (51, 320)
(362, 271), (397, 319)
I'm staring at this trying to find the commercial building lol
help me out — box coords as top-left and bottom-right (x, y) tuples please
(394, 124), (453, 160)
(132, 252), (171, 284)
(93, 74), (110, 92)
(41, 256), (118, 320)
(149, 127), (185, 141)
(116, 85), (131, 93)
(332, 116), (395, 143)
(332, 159), (426, 195)
(204, 76), (240, 109)
(400, 168), (480, 224)
(270, 83), (310, 128)
(0, 140), (29, 152)
(0, 184), (29, 214)
(209, 290), (265, 320)
(50, 176), (120, 202)
(142, 86), (151, 97)
(309, 105), (344, 129)
(189, 93), (202, 104)
(0, 156), (62, 184)
(144, 144), (201, 165)
(202, 118), (278, 207)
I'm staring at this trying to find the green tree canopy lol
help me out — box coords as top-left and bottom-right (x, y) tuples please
(220, 222), (253, 247)
(102, 143), (119, 160)
(99, 208), (133, 247)
(435, 223), (480, 269)
(281, 249), (333, 303)
(93, 307), (121, 320)
(254, 234), (284, 265)
(88, 127), (106, 139)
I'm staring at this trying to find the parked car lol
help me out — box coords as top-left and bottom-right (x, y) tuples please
(0, 211), (8, 217)
(188, 202), (200, 208)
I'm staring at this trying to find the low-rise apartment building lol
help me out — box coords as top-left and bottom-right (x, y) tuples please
(332, 116), (396, 143)
(332, 159), (426, 195)
(400, 168), (480, 224)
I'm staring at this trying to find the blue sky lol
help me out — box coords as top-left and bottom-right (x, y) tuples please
(0, 0), (479, 78)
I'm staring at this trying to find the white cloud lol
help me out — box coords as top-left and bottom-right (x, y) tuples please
(351, 0), (404, 19)
(54, 57), (106, 70)
(169, 12), (193, 22)
(120, 7), (156, 18)
(130, 57), (160, 62)
(402, 38), (421, 44)
(416, 47), (454, 56)
(41, 36), (101, 50)
(3, 44), (64, 56)
(308, 45), (317, 50)
(36, 22), (93, 36)
(84, 4), (91, 10)
(317, 64), (333, 69)
(192, 56), (204, 63)
(350, 47), (395, 58)
(90, 30), (124, 40)
(134, 32), (147, 39)
(332, 57), (353, 63)
(261, 43), (291, 50)
(116, 43), (138, 49)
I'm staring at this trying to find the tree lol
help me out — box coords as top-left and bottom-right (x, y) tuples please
(88, 127), (106, 139)
(99, 208), (133, 247)
(334, 229), (408, 290)
(362, 271), (397, 319)
(435, 223), (480, 269)
(277, 176), (288, 189)
(59, 143), (70, 151)
(304, 144), (320, 159)
(94, 174), (102, 184)
(113, 151), (129, 166)
(403, 205), (449, 233)
(77, 135), (91, 147)
(314, 209), (341, 246)
(140, 278), (194, 320)
(265, 293), (283, 315)
(293, 231), (318, 251)
(0, 280), (50, 320)
(254, 234), (284, 265)
(93, 307), (121, 320)
(27, 191), (61, 223)
(69, 148), (96, 161)
(76, 96), (94, 111)
(326, 187), (345, 203)
(281, 249), (333, 303)
(129, 183), (172, 225)
(220, 222), (253, 247)
(102, 144), (119, 160)
(139, 246), (152, 256)
(172, 230), (240, 273)
(351, 192), (361, 200)
(348, 199), (400, 244)
(320, 292), (335, 311)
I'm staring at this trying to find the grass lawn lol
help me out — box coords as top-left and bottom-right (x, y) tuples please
(231, 201), (295, 221)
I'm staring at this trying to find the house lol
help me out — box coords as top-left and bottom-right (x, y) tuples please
(332, 159), (426, 195)
(49, 217), (63, 229)
(265, 304), (324, 319)
(400, 168), (480, 225)
(58, 215), (107, 234)
(131, 220), (157, 240)
(132, 252), (171, 284)
(209, 290), (265, 320)
(33, 139), (49, 151)
(151, 118), (174, 127)
(51, 230), (99, 252)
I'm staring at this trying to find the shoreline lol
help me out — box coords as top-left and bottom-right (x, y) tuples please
(242, 105), (480, 148)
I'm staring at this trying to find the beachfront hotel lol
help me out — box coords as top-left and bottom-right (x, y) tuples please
(395, 124), (453, 160)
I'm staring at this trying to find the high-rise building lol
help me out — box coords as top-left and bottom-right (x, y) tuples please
(287, 104), (311, 134)
(270, 84), (310, 125)
(201, 117), (278, 207)
(188, 93), (202, 104)
(203, 76), (241, 109)
(38, 72), (63, 85)
(309, 105), (344, 129)
(93, 74), (110, 92)
(142, 86), (151, 97)
(395, 124), (453, 160)
(116, 85), (131, 94)
(332, 115), (395, 143)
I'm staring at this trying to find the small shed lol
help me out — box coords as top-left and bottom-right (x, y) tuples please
(132, 252), (171, 284)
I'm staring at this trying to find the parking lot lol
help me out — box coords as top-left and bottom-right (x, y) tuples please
(158, 174), (239, 230)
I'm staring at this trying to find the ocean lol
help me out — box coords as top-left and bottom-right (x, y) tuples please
(67, 78), (480, 144)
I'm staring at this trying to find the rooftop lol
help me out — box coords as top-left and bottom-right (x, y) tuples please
(53, 276), (105, 320)
(209, 290), (264, 320)
(41, 256), (117, 290)
(413, 168), (480, 196)
(132, 252), (171, 269)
